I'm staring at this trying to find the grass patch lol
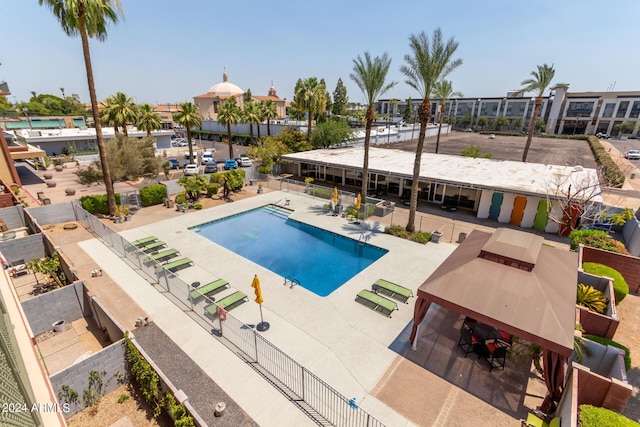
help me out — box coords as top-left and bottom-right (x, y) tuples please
(579, 404), (639, 427)
(582, 262), (629, 304)
(385, 225), (431, 244)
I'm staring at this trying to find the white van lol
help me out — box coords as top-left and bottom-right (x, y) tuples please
(201, 151), (215, 165)
(184, 152), (198, 164)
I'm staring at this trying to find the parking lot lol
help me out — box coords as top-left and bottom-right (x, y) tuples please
(385, 131), (599, 168)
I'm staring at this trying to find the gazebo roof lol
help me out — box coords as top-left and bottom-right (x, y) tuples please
(417, 229), (577, 356)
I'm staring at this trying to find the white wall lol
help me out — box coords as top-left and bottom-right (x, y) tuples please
(476, 189), (493, 219)
(497, 193), (516, 223)
(521, 196), (541, 228)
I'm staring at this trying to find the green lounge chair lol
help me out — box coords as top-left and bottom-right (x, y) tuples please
(372, 279), (413, 303)
(356, 289), (398, 317)
(142, 241), (167, 253)
(205, 291), (248, 314)
(149, 249), (180, 263)
(162, 258), (193, 272)
(190, 279), (230, 301)
(131, 236), (158, 247)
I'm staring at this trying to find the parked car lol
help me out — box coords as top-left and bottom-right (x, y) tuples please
(172, 138), (188, 147)
(488, 134), (496, 139)
(201, 151), (215, 165)
(224, 159), (238, 170)
(204, 161), (217, 173)
(625, 150), (640, 160)
(596, 133), (610, 139)
(184, 164), (200, 175)
(166, 158), (179, 169)
(236, 157), (252, 167)
(184, 152), (198, 164)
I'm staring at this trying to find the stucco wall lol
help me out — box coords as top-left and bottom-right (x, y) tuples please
(580, 245), (640, 294)
(21, 281), (88, 336)
(27, 202), (76, 226)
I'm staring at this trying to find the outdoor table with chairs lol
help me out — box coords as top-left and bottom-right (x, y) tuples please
(457, 316), (512, 372)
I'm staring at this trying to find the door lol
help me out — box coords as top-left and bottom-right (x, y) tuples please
(489, 192), (503, 220)
(510, 196), (527, 226)
(533, 200), (549, 231)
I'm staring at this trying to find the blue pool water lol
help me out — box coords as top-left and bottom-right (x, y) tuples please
(191, 206), (387, 296)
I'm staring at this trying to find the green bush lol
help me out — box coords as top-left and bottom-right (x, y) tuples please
(175, 193), (187, 205)
(478, 130), (590, 140)
(193, 203), (202, 210)
(385, 225), (431, 244)
(206, 183), (219, 197)
(583, 335), (631, 372)
(257, 165), (272, 174)
(80, 194), (121, 215)
(139, 184), (167, 207)
(570, 229), (629, 254)
(587, 136), (625, 187)
(310, 187), (333, 200)
(582, 262), (629, 304)
(209, 169), (245, 191)
(579, 404), (639, 427)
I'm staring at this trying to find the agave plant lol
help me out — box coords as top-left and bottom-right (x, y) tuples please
(576, 283), (609, 314)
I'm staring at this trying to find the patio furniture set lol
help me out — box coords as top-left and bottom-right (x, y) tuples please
(457, 316), (512, 372)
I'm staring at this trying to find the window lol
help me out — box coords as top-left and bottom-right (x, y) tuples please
(629, 101), (640, 119)
(616, 101), (629, 118)
(505, 102), (526, 117)
(602, 103), (615, 118)
(480, 102), (499, 116)
(566, 102), (594, 116)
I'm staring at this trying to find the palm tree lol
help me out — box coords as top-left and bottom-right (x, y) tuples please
(173, 102), (201, 165)
(111, 91), (138, 136)
(513, 64), (568, 162)
(100, 96), (119, 136)
(39, 0), (124, 215)
(137, 103), (161, 137)
(433, 80), (463, 154)
(350, 52), (396, 198)
(401, 29), (462, 232)
(217, 97), (242, 159)
(262, 100), (278, 137)
(294, 77), (326, 142)
(243, 101), (261, 144)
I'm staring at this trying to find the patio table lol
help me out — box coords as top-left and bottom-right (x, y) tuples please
(471, 323), (503, 342)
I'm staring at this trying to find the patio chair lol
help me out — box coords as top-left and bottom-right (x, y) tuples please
(142, 241), (167, 253)
(205, 291), (248, 314)
(189, 279), (230, 301)
(162, 258), (193, 273)
(372, 279), (413, 303)
(486, 341), (508, 372)
(149, 249), (180, 263)
(522, 413), (560, 427)
(355, 289), (398, 317)
(131, 236), (158, 247)
(457, 326), (482, 357)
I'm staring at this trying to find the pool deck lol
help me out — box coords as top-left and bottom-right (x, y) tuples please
(77, 191), (532, 426)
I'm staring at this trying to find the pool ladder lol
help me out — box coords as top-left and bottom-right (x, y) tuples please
(283, 276), (300, 288)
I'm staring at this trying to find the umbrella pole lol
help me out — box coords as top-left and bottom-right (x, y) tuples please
(257, 304), (269, 332)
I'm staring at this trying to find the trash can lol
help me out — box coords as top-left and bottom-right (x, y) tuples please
(249, 179), (257, 186)
(166, 199), (174, 208)
(430, 231), (443, 243)
(457, 232), (467, 243)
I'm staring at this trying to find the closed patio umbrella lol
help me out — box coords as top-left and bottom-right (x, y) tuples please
(354, 193), (362, 224)
(333, 187), (339, 204)
(252, 275), (269, 331)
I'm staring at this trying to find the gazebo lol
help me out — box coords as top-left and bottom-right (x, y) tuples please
(409, 228), (578, 413)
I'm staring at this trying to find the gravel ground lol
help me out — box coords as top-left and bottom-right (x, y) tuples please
(133, 322), (259, 427)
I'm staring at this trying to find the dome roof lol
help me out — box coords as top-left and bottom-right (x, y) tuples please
(207, 71), (244, 96)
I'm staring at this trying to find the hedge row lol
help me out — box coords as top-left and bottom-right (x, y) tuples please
(586, 135), (625, 187)
(478, 130), (589, 140)
(582, 262), (629, 304)
(80, 194), (122, 215)
(193, 130), (252, 145)
(139, 184), (167, 207)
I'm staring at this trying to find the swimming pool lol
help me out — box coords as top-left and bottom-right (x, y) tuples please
(191, 205), (387, 296)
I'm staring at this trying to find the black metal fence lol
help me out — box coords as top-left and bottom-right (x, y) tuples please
(71, 202), (385, 427)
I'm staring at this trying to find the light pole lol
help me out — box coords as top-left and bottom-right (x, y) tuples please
(22, 108), (33, 130)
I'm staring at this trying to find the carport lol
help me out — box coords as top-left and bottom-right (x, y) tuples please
(409, 228), (578, 413)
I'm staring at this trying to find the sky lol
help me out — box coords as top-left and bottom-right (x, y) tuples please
(1, 1), (639, 107)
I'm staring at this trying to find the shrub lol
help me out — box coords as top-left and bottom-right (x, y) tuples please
(587, 135), (625, 187)
(579, 405), (639, 427)
(75, 165), (104, 185)
(193, 203), (202, 210)
(571, 229), (629, 255)
(257, 165), (271, 174)
(385, 225), (431, 244)
(409, 231), (431, 244)
(80, 194), (122, 215)
(582, 262), (629, 304)
(206, 183), (219, 197)
(209, 169), (245, 191)
(582, 336), (631, 372)
(139, 184), (167, 207)
(576, 283), (608, 314)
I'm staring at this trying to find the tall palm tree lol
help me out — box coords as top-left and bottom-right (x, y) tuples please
(262, 100), (278, 137)
(39, 0), (123, 215)
(217, 97), (242, 159)
(350, 52), (396, 198)
(243, 101), (261, 144)
(111, 91), (138, 136)
(173, 102), (201, 164)
(433, 80), (463, 154)
(401, 29), (462, 232)
(513, 64), (568, 162)
(294, 77), (325, 142)
(137, 103), (161, 137)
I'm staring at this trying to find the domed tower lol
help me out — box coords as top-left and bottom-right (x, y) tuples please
(193, 70), (245, 120)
